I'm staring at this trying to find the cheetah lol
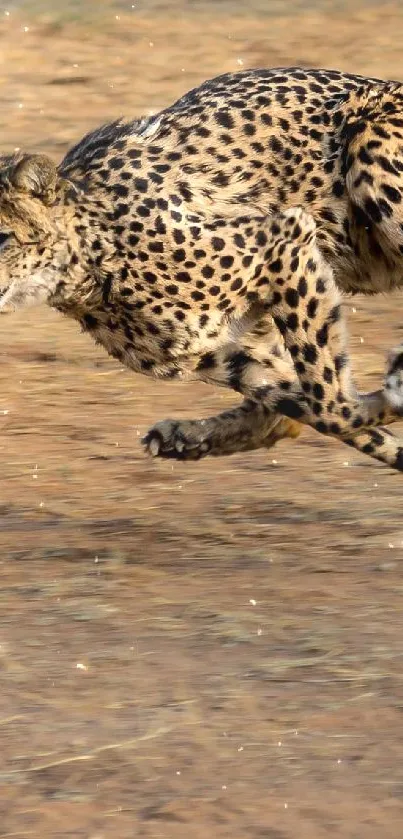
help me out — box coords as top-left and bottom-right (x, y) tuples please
(1, 66), (403, 471)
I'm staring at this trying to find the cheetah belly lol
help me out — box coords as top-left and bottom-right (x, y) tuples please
(78, 297), (261, 381)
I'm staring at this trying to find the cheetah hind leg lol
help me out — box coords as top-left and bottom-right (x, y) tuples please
(235, 207), (403, 471)
(385, 345), (403, 413)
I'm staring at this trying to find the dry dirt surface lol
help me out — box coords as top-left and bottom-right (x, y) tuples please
(2, 2), (403, 837)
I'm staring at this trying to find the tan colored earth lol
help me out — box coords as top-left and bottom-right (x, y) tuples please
(1, 2), (403, 837)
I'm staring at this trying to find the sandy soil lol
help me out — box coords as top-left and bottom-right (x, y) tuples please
(1, 3), (403, 837)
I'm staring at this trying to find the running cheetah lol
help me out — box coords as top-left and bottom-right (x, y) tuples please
(1, 66), (403, 471)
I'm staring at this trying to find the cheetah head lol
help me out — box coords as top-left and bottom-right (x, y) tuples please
(0, 152), (70, 312)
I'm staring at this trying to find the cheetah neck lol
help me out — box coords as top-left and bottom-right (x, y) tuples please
(49, 191), (118, 317)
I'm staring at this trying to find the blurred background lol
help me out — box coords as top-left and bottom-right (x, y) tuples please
(1, 1), (403, 837)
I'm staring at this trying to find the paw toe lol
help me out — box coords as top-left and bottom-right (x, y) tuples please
(148, 436), (161, 457)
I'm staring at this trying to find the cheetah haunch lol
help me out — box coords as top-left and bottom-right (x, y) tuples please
(1, 66), (403, 471)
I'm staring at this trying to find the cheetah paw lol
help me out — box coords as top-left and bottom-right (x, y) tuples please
(142, 419), (212, 460)
(385, 346), (403, 413)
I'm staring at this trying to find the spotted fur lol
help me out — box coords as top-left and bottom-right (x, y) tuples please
(1, 66), (403, 471)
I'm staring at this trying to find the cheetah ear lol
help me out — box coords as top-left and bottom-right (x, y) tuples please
(9, 154), (58, 205)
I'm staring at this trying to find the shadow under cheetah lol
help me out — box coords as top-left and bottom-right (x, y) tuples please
(1, 66), (403, 471)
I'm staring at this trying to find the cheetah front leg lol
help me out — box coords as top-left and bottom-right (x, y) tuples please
(144, 353), (403, 471)
(143, 400), (301, 460)
(143, 302), (304, 460)
(143, 335), (304, 465)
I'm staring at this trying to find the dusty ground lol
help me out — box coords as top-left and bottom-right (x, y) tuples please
(1, 2), (403, 837)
